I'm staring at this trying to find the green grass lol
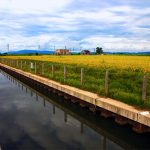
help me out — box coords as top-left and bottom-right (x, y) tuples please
(1, 58), (150, 110)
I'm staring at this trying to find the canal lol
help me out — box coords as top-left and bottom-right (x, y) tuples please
(0, 70), (150, 150)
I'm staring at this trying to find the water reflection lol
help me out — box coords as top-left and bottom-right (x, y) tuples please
(0, 70), (149, 150)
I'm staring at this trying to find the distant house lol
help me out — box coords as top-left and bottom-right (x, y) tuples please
(81, 50), (91, 55)
(55, 49), (70, 55)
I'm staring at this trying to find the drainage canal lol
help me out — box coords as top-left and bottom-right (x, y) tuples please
(0, 69), (150, 150)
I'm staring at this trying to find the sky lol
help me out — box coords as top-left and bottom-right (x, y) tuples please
(0, 0), (150, 52)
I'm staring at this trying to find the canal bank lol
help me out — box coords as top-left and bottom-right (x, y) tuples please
(0, 63), (150, 133)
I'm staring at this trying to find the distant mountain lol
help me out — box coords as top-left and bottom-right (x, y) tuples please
(3, 49), (150, 55)
(8, 50), (55, 54)
(137, 51), (150, 54)
(105, 51), (150, 55)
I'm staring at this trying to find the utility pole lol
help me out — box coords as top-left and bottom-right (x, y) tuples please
(38, 45), (40, 50)
(80, 46), (82, 53)
(54, 45), (56, 55)
(37, 45), (40, 55)
(94, 48), (96, 54)
(7, 44), (9, 54)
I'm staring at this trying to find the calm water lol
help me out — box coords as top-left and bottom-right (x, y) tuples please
(0, 70), (150, 150)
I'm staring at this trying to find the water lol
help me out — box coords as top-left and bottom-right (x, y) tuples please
(0, 70), (150, 150)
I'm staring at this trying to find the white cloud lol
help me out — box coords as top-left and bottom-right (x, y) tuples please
(81, 35), (150, 52)
(0, 0), (72, 14)
(0, 0), (150, 52)
(0, 34), (80, 52)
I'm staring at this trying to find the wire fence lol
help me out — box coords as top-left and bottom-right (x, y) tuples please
(0, 58), (150, 109)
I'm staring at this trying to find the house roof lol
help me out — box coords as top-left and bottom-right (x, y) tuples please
(81, 50), (90, 52)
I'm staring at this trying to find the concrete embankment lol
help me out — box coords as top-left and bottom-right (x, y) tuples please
(0, 63), (150, 133)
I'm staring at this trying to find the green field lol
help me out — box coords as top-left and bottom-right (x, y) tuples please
(0, 55), (150, 110)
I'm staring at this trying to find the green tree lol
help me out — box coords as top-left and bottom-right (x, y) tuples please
(96, 47), (103, 54)
(3, 52), (8, 56)
(35, 52), (39, 55)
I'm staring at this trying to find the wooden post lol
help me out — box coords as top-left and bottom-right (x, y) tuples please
(64, 65), (67, 82)
(17, 60), (18, 68)
(52, 64), (54, 78)
(29, 61), (31, 71)
(81, 68), (84, 85)
(30, 62), (32, 72)
(24, 61), (26, 68)
(42, 63), (44, 75)
(18, 60), (20, 68)
(142, 75), (148, 101)
(35, 62), (37, 74)
(105, 70), (109, 96)
(21, 60), (23, 69)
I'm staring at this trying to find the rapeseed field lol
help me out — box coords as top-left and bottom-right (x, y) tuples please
(1, 55), (150, 109)
(1, 55), (150, 72)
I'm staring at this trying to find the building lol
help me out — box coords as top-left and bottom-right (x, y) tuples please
(81, 50), (91, 55)
(55, 49), (70, 55)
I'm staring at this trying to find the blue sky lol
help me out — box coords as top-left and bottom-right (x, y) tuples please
(0, 0), (150, 52)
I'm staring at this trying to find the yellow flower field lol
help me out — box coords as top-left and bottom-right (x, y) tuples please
(1, 55), (150, 72)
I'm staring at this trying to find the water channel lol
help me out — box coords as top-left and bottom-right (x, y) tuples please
(0, 69), (150, 150)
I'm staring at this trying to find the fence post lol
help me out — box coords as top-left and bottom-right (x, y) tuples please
(29, 61), (33, 72)
(64, 65), (67, 82)
(24, 61), (26, 67)
(81, 68), (84, 85)
(105, 70), (109, 96)
(42, 63), (44, 75)
(52, 64), (54, 78)
(17, 60), (18, 68)
(35, 62), (37, 74)
(30, 62), (31, 72)
(21, 60), (23, 69)
(142, 75), (148, 101)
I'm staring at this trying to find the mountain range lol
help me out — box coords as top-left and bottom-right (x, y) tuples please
(8, 50), (55, 54)
(1, 49), (150, 55)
